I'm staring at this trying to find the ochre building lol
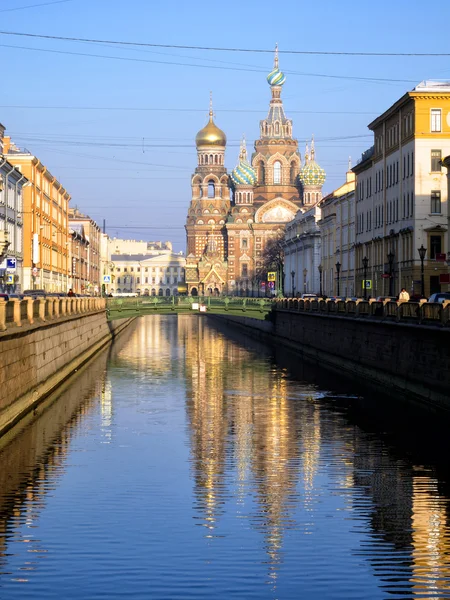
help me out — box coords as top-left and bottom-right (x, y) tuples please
(185, 48), (326, 296)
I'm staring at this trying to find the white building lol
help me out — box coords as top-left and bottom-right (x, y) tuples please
(0, 150), (27, 293)
(110, 252), (185, 296)
(283, 204), (321, 296)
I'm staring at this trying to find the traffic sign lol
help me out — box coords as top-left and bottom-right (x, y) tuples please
(6, 258), (16, 270)
(6, 274), (14, 284)
(267, 272), (276, 282)
(362, 280), (372, 290)
(103, 275), (111, 283)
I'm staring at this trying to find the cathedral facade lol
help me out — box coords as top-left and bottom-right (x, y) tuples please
(185, 48), (326, 296)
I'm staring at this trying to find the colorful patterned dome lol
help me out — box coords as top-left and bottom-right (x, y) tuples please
(299, 138), (326, 186)
(231, 137), (257, 186)
(299, 162), (326, 186)
(267, 43), (286, 87)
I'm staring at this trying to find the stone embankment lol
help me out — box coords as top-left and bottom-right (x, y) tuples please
(211, 297), (450, 411)
(0, 297), (133, 436)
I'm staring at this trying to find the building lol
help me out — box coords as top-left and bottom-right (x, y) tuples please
(69, 222), (90, 295)
(2, 130), (70, 292)
(109, 251), (185, 296)
(108, 238), (172, 256)
(318, 166), (356, 297)
(283, 203), (322, 296)
(0, 137), (27, 292)
(69, 208), (102, 295)
(353, 81), (450, 298)
(185, 47), (326, 296)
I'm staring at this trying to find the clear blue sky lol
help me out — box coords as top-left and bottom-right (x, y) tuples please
(1, 0), (450, 251)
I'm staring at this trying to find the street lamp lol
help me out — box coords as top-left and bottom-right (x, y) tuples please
(303, 268), (307, 293)
(318, 264), (323, 297)
(291, 270), (295, 297)
(362, 256), (369, 300)
(387, 250), (395, 296)
(418, 244), (426, 298)
(335, 261), (341, 297)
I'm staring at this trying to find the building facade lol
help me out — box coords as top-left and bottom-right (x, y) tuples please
(69, 208), (102, 295)
(0, 141), (27, 293)
(185, 48), (326, 296)
(109, 251), (185, 296)
(353, 81), (450, 298)
(69, 222), (90, 295)
(2, 131), (70, 292)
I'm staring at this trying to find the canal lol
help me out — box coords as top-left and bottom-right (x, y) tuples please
(1, 315), (450, 599)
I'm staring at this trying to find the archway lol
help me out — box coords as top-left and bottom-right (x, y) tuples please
(191, 287), (198, 297)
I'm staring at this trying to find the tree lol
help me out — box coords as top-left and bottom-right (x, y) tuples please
(255, 231), (285, 296)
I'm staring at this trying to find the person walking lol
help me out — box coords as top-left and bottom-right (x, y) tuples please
(67, 288), (74, 297)
(399, 288), (410, 302)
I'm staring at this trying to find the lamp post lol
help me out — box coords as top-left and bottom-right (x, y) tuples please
(362, 256), (369, 300)
(335, 261), (341, 297)
(418, 244), (426, 298)
(303, 268), (307, 293)
(387, 250), (395, 296)
(291, 270), (295, 297)
(318, 264), (323, 297)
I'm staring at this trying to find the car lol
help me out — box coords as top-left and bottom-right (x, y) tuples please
(0, 293), (9, 301)
(428, 292), (450, 303)
(376, 296), (398, 302)
(301, 293), (318, 299)
(23, 289), (46, 297)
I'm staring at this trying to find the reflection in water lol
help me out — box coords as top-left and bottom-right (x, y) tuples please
(1, 315), (450, 598)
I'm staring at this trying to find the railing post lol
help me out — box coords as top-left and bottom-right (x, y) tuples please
(26, 296), (34, 324)
(61, 298), (67, 316)
(47, 298), (54, 319)
(39, 297), (46, 321)
(13, 298), (22, 327)
(0, 299), (6, 331)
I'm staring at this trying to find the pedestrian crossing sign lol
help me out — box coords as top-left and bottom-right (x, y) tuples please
(362, 280), (372, 290)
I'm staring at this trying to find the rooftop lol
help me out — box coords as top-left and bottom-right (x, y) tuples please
(414, 80), (450, 92)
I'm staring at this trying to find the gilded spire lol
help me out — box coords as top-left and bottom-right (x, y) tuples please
(274, 42), (279, 70)
(239, 135), (247, 162)
(195, 93), (227, 147)
(310, 135), (315, 161)
(305, 142), (310, 163)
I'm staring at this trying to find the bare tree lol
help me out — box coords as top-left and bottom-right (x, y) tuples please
(255, 231), (285, 296)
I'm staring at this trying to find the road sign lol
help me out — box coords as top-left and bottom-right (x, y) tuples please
(32, 267), (38, 276)
(381, 273), (390, 279)
(6, 274), (14, 284)
(6, 258), (16, 270)
(268, 281), (275, 290)
(362, 280), (372, 290)
(103, 275), (111, 283)
(267, 272), (276, 282)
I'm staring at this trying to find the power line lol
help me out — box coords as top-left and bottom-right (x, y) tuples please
(0, 30), (449, 57)
(0, 1), (74, 13)
(0, 42), (417, 84)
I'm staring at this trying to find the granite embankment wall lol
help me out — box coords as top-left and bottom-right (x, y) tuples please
(210, 307), (450, 411)
(0, 297), (133, 436)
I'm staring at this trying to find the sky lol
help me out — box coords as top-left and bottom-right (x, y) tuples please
(1, 0), (450, 252)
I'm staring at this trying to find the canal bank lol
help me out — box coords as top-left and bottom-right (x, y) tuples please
(207, 312), (450, 413)
(0, 297), (136, 437)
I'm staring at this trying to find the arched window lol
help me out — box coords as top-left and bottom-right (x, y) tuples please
(158, 288), (164, 296)
(208, 180), (215, 198)
(259, 161), (265, 184)
(166, 288), (171, 296)
(290, 161), (296, 183)
(273, 161), (281, 184)
(151, 288), (156, 296)
(209, 154), (213, 164)
(215, 155), (218, 164)
(275, 122), (280, 135)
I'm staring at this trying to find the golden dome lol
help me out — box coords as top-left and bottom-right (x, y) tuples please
(195, 113), (227, 148)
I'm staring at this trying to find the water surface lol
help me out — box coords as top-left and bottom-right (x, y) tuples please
(1, 315), (450, 599)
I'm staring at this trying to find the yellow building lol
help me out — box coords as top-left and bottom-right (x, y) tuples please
(2, 134), (70, 292)
(353, 81), (450, 298)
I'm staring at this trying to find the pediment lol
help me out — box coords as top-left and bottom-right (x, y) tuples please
(255, 198), (299, 224)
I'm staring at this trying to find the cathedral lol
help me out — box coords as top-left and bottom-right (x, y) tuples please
(185, 47), (326, 296)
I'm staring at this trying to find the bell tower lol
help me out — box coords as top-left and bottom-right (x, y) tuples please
(185, 95), (230, 295)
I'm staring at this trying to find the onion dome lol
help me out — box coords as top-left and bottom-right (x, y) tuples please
(195, 93), (227, 147)
(298, 137), (326, 186)
(267, 43), (286, 87)
(231, 137), (257, 186)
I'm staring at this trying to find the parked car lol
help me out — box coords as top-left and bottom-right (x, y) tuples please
(376, 296), (398, 302)
(23, 289), (46, 297)
(301, 293), (318, 300)
(428, 292), (450, 303)
(0, 293), (9, 301)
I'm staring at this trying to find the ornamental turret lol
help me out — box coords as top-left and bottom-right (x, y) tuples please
(298, 136), (326, 206)
(231, 137), (257, 205)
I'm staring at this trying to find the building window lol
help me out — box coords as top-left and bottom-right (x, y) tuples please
(207, 181), (215, 198)
(273, 161), (281, 184)
(242, 238), (248, 249)
(242, 264), (248, 277)
(431, 190), (441, 214)
(431, 109), (442, 132)
(431, 150), (442, 172)
(290, 161), (296, 183)
(430, 235), (442, 259)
